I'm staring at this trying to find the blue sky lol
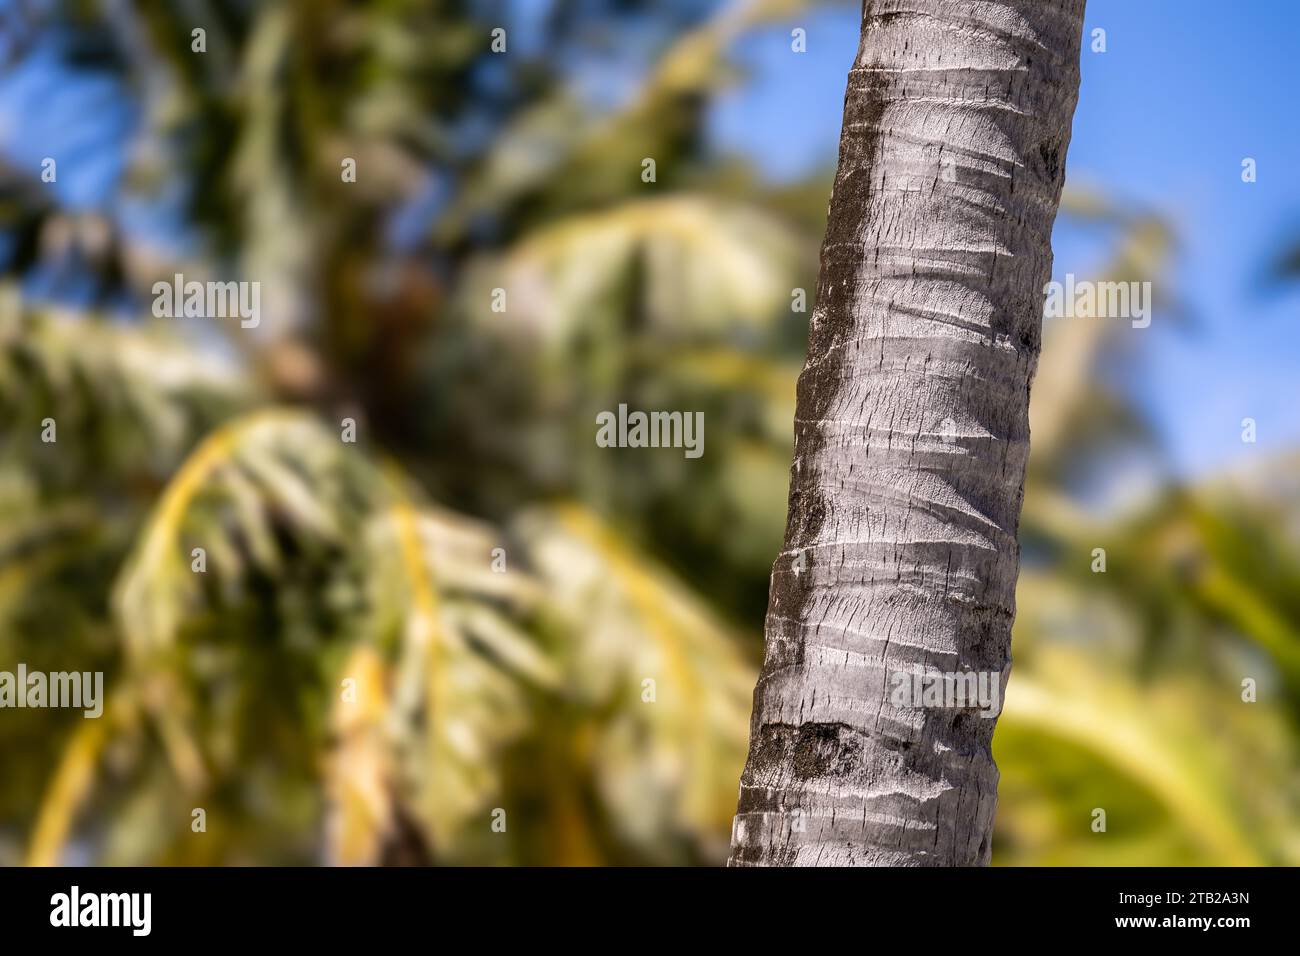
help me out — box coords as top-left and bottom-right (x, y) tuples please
(711, 0), (1300, 477)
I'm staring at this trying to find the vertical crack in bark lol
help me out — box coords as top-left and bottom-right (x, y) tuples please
(730, 0), (1086, 867)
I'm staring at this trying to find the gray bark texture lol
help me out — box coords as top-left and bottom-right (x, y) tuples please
(729, 0), (1086, 866)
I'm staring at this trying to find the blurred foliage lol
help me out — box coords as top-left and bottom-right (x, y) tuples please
(0, 0), (1297, 866)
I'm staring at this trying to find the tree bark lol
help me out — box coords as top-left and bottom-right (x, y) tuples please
(730, 0), (1086, 866)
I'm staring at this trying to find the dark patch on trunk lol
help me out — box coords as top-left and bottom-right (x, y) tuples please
(1037, 139), (1062, 185)
(793, 721), (862, 779)
(746, 721), (867, 784)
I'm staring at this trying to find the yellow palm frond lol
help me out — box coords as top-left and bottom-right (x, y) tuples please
(514, 503), (754, 862)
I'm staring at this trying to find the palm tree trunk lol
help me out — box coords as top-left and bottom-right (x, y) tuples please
(730, 0), (1087, 866)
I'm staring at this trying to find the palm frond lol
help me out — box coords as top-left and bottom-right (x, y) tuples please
(464, 196), (802, 345)
(513, 503), (753, 862)
(998, 651), (1294, 865)
(362, 494), (558, 860)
